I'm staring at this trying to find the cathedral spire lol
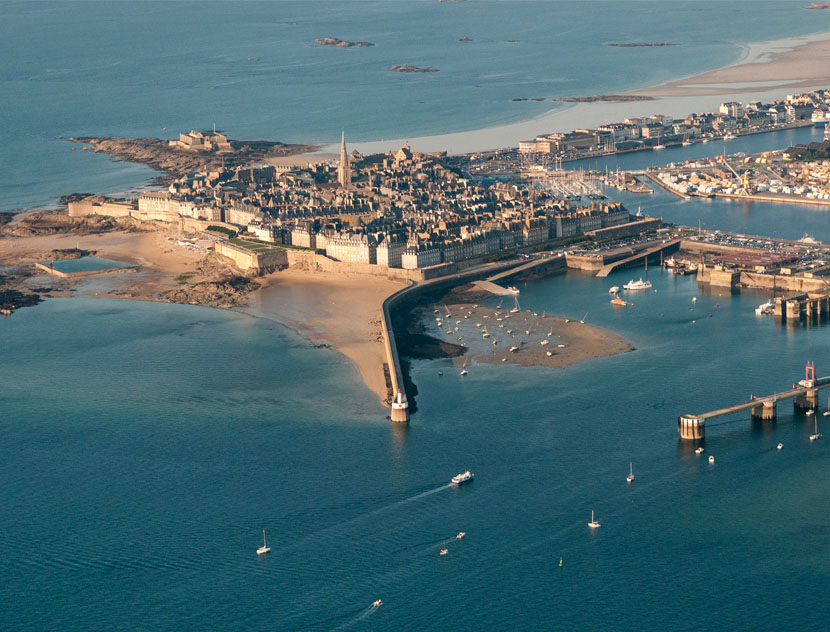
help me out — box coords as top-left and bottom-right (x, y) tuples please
(338, 131), (351, 189)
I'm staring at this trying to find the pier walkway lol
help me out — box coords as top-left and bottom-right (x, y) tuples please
(596, 239), (680, 278)
(678, 363), (830, 439)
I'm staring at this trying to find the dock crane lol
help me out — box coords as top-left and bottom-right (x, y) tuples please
(720, 155), (753, 197)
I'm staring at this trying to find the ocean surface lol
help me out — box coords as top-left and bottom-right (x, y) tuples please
(6, 2), (830, 630)
(3, 1), (830, 211)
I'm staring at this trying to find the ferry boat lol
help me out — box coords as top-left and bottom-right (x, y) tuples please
(451, 470), (474, 485)
(623, 278), (652, 291)
(812, 110), (830, 127)
(611, 296), (628, 307)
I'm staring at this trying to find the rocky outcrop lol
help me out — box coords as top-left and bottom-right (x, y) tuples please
(0, 288), (42, 315)
(1, 212), (154, 237)
(158, 276), (260, 309)
(314, 37), (374, 47)
(389, 65), (439, 73)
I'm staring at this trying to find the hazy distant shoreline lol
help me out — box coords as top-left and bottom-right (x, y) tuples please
(333, 30), (830, 157)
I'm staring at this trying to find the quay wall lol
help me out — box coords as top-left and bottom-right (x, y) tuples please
(68, 199), (176, 223)
(586, 218), (662, 241)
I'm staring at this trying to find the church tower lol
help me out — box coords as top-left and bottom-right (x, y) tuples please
(338, 131), (351, 189)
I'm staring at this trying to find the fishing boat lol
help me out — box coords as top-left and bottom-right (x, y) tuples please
(626, 462), (634, 483)
(611, 296), (627, 307)
(588, 510), (601, 529)
(608, 285), (620, 294)
(623, 278), (652, 291)
(257, 529), (271, 555)
(451, 470), (474, 485)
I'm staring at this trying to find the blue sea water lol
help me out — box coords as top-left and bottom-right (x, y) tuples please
(6, 2), (830, 630)
(2, 0), (830, 210)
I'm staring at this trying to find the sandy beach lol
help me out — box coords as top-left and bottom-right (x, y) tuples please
(326, 31), (830, 156)
(243, 269), (408, 408)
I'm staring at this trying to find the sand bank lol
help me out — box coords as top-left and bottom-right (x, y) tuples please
(424, 299), (632, 372)
(243, 269), (408, 408)
(323, 31), (830, 156)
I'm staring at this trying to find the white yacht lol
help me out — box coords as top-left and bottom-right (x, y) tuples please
(451, 470), (474, 485)
(608, 285), (620, 294)
(623, 278), (652, 291)
(588, 510), (601, 529)
(755, 299), (774, 315)
(257, 529), (271, 555)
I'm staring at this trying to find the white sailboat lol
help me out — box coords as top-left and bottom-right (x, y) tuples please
(588, 510), (601, 529)
(626, 462), (634, 483)
(810, 416), (822, 441)
(460, 361), (468, 376)
(257, 529), (271, 555)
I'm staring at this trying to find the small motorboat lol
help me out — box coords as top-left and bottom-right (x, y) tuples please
(439, 548), (448, 556)
(609, 286), (620, 294)
(588, 510), (601, 529)
(438, 371), (443, 376)
(372, 599), (383, 607)
(806, 410), (815, 416)
(695, 447), (704, 455)
(708, 455), (715, 464)
(777, 443), (783, 450)
(456, 531), (466, 540)
(540, 339), (549, 345)
(546, 351), (553, 356)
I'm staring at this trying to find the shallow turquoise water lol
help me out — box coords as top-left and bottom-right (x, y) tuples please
(44, 256), (136, 273)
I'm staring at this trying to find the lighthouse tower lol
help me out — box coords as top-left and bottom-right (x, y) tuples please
(338, 131), (351, 189)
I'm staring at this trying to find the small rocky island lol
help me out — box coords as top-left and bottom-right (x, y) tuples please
(609, 42), (676, 47)
(314, 37), (374, 47)
(390, 65), (439, 73)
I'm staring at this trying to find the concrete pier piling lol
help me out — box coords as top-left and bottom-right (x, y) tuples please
(678, 415), (705, 440)
(750, 400), (777, 421)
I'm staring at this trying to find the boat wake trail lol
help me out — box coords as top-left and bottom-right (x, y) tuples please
(397, 483), (452, 505)
(329, 602), (381, 631)
(291, 603), (376, 632)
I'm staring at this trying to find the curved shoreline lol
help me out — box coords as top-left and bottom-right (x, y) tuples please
(323, 30), (830, 157)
